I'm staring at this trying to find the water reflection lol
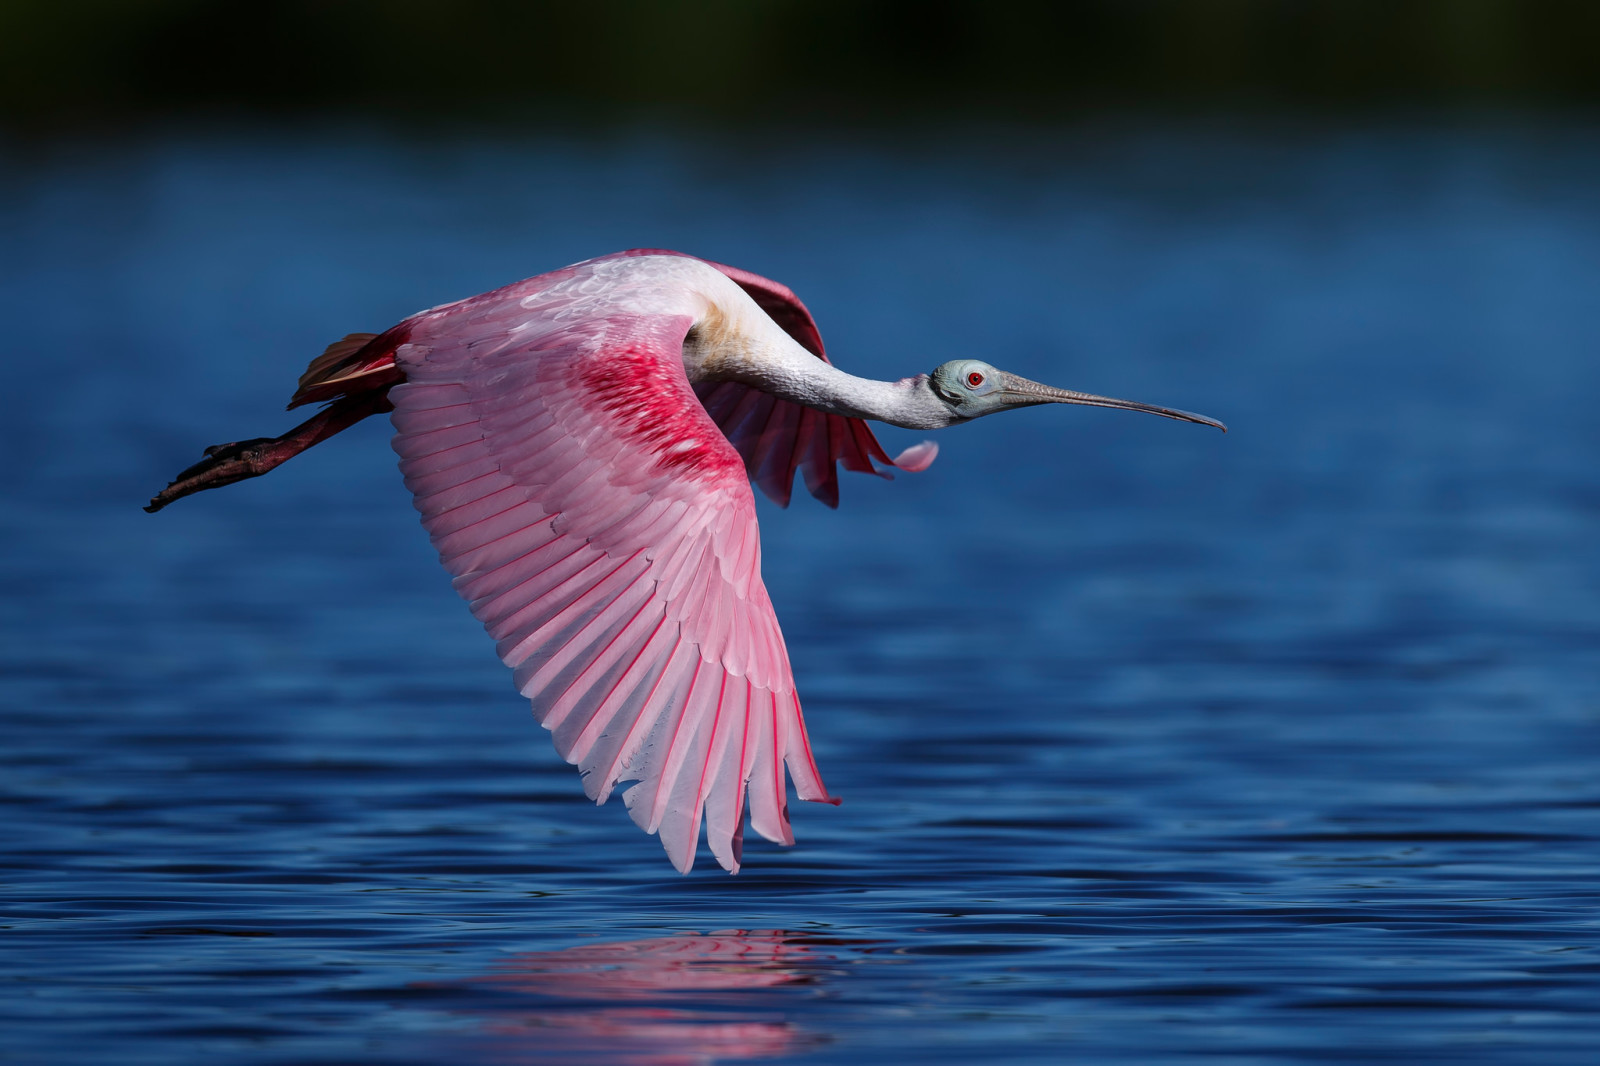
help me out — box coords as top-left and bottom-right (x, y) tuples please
(449, 931), (856, 1064)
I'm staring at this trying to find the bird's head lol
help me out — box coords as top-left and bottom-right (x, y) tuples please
(926, 359), (1226, 432)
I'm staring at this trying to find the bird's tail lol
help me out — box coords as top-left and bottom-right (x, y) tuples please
(145, 330), (406, 513)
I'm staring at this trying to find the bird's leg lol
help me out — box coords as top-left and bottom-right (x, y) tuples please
(145, 390), (393, 513)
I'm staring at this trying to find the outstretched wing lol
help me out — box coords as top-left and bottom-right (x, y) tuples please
(693, 379), (935, 508)
(388, 308), (836, 874)
(622, 250), (937, 507)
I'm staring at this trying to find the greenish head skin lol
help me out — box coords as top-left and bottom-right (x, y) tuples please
(928, 358), (1227, 432)
(927, 359), (1012, 418)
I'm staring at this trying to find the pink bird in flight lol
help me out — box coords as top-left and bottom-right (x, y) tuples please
(148, 250), (1223, 873)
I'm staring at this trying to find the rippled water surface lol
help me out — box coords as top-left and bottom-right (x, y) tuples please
(4, 122), (1599, 1064)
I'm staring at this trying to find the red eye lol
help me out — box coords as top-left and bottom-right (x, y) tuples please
(966, 371), (985, 388)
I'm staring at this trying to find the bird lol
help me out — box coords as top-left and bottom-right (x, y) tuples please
(147, 249), (1224, 874)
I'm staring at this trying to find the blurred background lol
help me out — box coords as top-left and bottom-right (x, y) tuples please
(4, 3), (1600, 1065)
(6, 0), (1600, 123)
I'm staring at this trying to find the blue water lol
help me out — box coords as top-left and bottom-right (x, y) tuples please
(3, 121), (1599, 1064)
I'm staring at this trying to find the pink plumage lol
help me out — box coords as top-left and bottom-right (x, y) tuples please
(383, 252), (927, 872)
(148, 248), (1222, 874)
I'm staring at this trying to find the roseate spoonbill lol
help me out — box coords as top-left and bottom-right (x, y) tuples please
(147, 249), (1223, 874)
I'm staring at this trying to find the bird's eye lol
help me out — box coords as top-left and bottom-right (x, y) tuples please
(966, 371), (985, 388)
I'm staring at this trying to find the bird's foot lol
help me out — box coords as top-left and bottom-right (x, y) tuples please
(144, 438), (280, 513)
(144, 390), (394, 515)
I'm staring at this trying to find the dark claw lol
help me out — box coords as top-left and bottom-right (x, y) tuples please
(145, 438), (277, 513)
(144, 391), (393, 514)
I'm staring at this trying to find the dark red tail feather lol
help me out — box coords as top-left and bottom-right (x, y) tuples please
(288, 328), (406, 409)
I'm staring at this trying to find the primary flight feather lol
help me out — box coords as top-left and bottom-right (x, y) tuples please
(148, 250), (1223, 873)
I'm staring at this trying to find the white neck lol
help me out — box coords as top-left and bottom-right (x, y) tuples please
(683, 304), (958, 430)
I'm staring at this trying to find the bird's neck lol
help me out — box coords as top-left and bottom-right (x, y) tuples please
(728, 359), (951, 431)
(684, 305), (955, 430)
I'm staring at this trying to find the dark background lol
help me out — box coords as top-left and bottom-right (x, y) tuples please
(6, 0), (1600, 127)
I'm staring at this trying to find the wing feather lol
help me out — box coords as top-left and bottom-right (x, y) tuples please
(613, 637), (696, 804)
(498, 551), (636, 671)
(648, 657), (710, 819)
(388, 276), (835, 873)
(433, 503), (552, 564)
(703, 675), (751, 872)
(753, 401), (803, 507)
(399, 420), (490, 457)
(743, 691), (790, 845)
(568, 610), (674, 767)
(518, 553), (653, 701)
(398, 439), (483, 481)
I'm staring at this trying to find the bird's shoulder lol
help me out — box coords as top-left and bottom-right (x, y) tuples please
(392, 255), (751, 496)
(403, 252), (735, 347)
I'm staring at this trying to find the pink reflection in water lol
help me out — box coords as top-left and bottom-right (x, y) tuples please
(451, 930), (856, 1065)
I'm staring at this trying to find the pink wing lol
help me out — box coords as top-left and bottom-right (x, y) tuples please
(622, 250), (936, 507)
(388, 306), (836, 874)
